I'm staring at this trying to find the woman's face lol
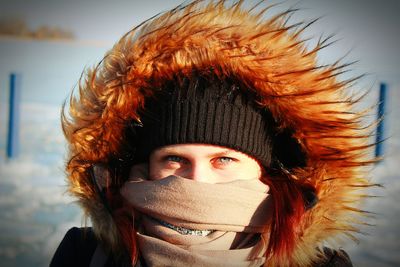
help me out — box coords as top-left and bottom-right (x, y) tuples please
(149, 144), (262, 183)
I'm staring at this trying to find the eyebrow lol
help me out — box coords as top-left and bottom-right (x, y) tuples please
(208, 150), (232, 157)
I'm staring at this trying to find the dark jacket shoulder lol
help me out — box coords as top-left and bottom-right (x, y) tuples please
(319, 247), (353, 267)
(50, 227), (131, 267)
(50, 227), (98, 267)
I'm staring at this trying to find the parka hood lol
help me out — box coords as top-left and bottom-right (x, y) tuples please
(62, 1), (376, 266)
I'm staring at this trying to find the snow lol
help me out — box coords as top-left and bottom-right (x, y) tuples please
(0, 103), (83, 267)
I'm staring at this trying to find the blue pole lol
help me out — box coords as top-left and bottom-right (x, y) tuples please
(6, 73), (21, 159)
(375, 82), (387, 158)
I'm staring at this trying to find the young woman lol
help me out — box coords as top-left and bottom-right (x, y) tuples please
(51, 1), (375, 266)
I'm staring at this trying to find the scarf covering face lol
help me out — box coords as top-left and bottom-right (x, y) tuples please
(121, 174), (271, 267)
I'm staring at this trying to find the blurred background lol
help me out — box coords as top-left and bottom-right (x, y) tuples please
(0, 0), (399, 266)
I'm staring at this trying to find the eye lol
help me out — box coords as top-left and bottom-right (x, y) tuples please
(163, 155), (190, 167)
(165, 155), (185, 163)
(213, 157), (236, 166)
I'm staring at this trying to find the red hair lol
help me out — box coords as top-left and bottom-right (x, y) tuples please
(261, 172), (308, 260)
(113, 206), (139, 265)
(104, 187), (139, 265)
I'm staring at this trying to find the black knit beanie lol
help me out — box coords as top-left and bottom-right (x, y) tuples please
(134, 74), (274, 167)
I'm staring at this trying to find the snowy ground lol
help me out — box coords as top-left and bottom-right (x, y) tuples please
(0, 85), (399, 266)
(0, 104), (83, 267)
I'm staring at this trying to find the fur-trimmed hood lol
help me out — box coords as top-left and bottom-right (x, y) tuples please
(62, 1), (375, 266)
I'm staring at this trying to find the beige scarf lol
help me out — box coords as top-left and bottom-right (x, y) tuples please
(121, 175), (271, 267)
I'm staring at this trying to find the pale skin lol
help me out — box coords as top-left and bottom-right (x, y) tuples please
(148, 143), (263, 183)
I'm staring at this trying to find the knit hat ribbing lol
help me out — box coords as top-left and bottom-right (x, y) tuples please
(135, 75), (273, 167)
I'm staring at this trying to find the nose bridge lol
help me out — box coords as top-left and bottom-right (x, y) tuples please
(187, 160), (211, 182)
